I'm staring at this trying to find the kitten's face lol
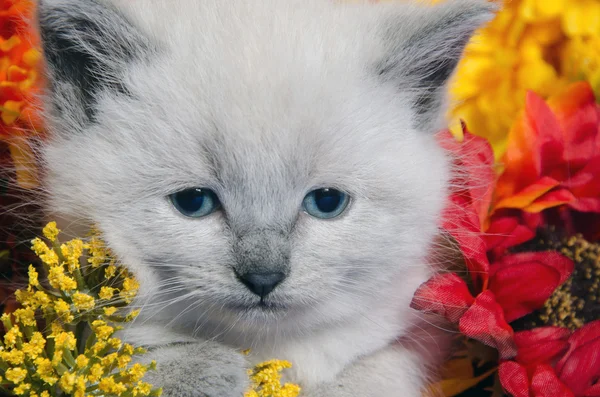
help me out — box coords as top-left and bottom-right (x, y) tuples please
(39, 0), (492, 334)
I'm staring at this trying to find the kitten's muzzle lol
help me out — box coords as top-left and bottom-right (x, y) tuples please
(237, 271), (285, 298)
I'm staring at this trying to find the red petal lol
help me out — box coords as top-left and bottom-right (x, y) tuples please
(548, 82), (599, 170)
(410, 273), (474, 323)
(484, 214), (537, 258)
(488, 252), (574, 322)
(582, 382), (600, 397)
(514, 327), (571, 367)
(556, 320), (600, 395)
(459, 290), (517, 359)
(442, 195), (490, 290)
(531, 364), (575, 397)
(438, 126), (495, 290)
(499, 361), (530, 397)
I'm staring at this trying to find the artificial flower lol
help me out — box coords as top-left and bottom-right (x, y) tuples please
(412, 126), (574, 360)
(0, 0), (44, 187)
(449, 0), (600, 158)
(411, 115), (600, 396)
(493, 82), (600, 216)
(499, 320), (600, 397)
(0, 222), (162, 397)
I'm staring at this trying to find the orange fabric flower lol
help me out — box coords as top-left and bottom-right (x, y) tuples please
(493, 82), (600, 215)
(0, 0), (43, 187)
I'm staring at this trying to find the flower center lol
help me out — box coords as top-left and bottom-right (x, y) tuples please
(512, 229), (600, 331)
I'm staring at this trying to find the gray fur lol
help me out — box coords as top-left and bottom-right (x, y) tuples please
(37, 0), (494, 396)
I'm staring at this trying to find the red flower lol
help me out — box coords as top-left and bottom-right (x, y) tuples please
(483, 209), (541, 259)
(498, 321), (600, 397)
(493, 82), (600, 215)
(412, 127), (573, 358)
(412, 82), (600, 397)
(436, 127), (495, 290)
(488, 252), (573, 323)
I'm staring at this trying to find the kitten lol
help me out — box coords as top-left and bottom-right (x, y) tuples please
(37, 0), (494, 395)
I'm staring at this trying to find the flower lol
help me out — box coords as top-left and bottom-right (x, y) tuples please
(493, 82), (600, 216)
(411, 119), (600, 396)
(0, 0), (45, 188)
(245, 359), (301, 397)
(499, 320), (600, 397)
(0, 222), (162, 397)
(449, 0), (600, 159)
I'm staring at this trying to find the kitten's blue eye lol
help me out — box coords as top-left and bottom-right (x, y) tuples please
(302, 188), (350, 219)
(169, 188), (221, 218)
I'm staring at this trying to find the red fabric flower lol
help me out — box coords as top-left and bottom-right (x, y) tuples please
(498, 321), (600, 397)
(488, 252), (574, 323)
(437, 127), (495, 290)
(484, 209), (542, 259)
(412, 127), (573, 360)
(412, 82), (600, 397)
(493, 82), (600, 215)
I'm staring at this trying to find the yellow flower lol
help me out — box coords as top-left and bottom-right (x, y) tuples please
(99, 376), (128, 395)
(449, 0), (600, 159)
(91, 340), (108, 355)
(59, 371), (76, 393)
(123, 344), (135, 355)
(105, 264), (117, 278)
(133, 382), (153, 396)
(118, 354), (132, 369)
(2, 349), (25, 365)
(51, 349), (63, 368)
(88, 363), (105, 382)
(126, 363), (148, 383)
(126, 309), (141, 322)
(13, 382), (31, 395)
(99, 286), (116, 300)
(101, 352), (119, 367)
(246, 360), (300, 397)
(48, 265), (77, 291)
(53, 331), (76, 350)
(54, 299), (74, 322)
(34, 357), (59, 385)
(5, 367), (27, 384)
(31, 238), (59, 266)
(72, 292), (96, 311)
(121, 277), (140, 303)
(33, 291), (52, 310)
(28, 265), (39, 287)
(88, 237), (109, 267)
(13, 307), (36, 327)
(104, 306), (118, 316)
(108, 337), (122, 350)
(60, 239), (84, 271)
(42, 221), (60, 241)
(92, 320), (115, 340)
(4, 325), (23, 348)
(21, 332), (46, 360)
(76, 354), (90, 369)
(6, 222), (161, 397)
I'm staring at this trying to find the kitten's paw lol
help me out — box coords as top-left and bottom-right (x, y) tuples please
(144, 341), (249, 397)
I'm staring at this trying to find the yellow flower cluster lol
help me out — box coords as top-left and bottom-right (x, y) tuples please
(449, 0), (600, 158)
(0, 222), (161, 397)
(245, 360), (301, 397)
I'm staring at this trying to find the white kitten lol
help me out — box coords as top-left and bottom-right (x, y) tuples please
(37, 0), (494, 395)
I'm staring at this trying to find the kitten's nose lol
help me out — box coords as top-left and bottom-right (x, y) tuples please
(238, 272), (285, 298)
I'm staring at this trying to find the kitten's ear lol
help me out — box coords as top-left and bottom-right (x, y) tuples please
(37, 0), (152, 123)
(377, 0), (496, 129)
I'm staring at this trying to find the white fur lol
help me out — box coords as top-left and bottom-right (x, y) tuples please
(38, 1), (494, 395)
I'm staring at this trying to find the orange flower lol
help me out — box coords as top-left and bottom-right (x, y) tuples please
(492, 82), (600, 216)
(0, 0), (44, 187)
